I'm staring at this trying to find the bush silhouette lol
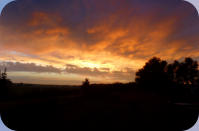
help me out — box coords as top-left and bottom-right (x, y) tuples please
(82, 78), (90, 89)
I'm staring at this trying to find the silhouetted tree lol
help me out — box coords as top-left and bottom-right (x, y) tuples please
(135, 57), (169, 91)
(82, 78), (90, 89)
(0, 68), (12, 98)
(135, 57), (199, 95)
(1, 68), (7, 80)
(168, 58), (198, 88)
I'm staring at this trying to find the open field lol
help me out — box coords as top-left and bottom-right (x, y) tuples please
(0, 84), (199, 131)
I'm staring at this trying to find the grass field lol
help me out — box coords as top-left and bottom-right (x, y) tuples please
(0, 83), (199, 131)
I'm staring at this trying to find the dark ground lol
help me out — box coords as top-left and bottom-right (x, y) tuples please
(0, 84), (199, 131)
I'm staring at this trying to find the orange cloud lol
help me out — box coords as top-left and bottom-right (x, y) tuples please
(0, 0), (199, 84)
(28, 12), (62, 27)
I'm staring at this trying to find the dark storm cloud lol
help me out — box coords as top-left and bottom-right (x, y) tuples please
(65, 64), (135, 81)
(0, 61), (135, 81)
(0, 62), (62, 73)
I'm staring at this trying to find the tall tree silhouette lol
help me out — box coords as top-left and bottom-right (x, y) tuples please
(0, 68), (12, 98)
(1, 68), (7, 80)
(135, 57), (169, 90)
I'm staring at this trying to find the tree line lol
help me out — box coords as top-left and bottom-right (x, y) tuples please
(1, 57), (199, 96)
(135, 57), (199, 95)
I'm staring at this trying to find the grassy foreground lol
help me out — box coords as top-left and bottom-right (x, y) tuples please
(0, 83), (198, 131)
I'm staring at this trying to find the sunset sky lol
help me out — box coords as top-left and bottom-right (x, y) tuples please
(0, 0), (199, 85)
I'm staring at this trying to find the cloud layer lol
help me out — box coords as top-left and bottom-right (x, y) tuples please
(0, 0), (199, 84)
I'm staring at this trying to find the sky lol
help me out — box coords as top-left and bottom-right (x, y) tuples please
(0, 0), (199, 85)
